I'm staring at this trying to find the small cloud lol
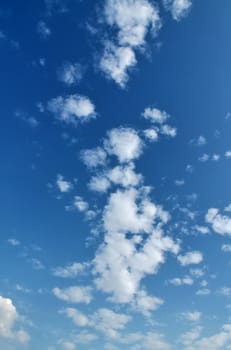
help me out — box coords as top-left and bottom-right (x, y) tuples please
(8, 238), (21, 246)
(31, 258), (44, 270)
(56, 174), (73, 193)
(190, 135), (207, 147)
(37, 21), (51, 39)
(198, 153), (209, 162)
(47, 94), (96, 126)
(57, 62), (84, 86)
(175, 179), (185, 186)
(225, 150), (231, 158)
(196, 288), (211, 296)
(177, 251), (203, 266)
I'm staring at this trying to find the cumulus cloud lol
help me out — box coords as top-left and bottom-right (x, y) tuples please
(56, 174), (72, 193)
(142, 107), (177, 140)
(0, 296), (30, 343)
(142, 107), (169, 124)
(100, 43), (136, 87)
(163, 0), (192, 21)
(104, 128), (143, 163)
(100, 0), (161, 86)
(177, 251), (203, 266)
(73, 196), (89, 212)
(206, 208), (231, 236)
(57, 62), (83, 86)
(53, 286), (92, 304)
(80, 147), (107, 169)
(190, 135), (207, 147)
(47, 94), (96, 125)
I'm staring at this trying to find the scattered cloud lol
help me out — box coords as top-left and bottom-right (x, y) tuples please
(57, 62), (83, 86)
(0, 295), (30, 343)
(47, 94), (96, 125)
(163, 0), (192, 21)
(52, 262), (90, 278)
(177, 251), (203, 266)
(37, 21), (51, 39)
(56, 174), (73, 193)
(53, 286), (92, 304)
(206, 208), (231, 236)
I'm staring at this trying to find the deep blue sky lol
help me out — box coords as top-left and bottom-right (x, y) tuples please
(1, 1), (231, 349)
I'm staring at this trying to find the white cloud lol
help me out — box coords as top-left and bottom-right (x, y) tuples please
(7, 238), (20, 246)
(89, 175), (111, 193)
(206, 208), (231, 236)
(190, 135), (207, 146)
(52, 262), (89, 278)
(134, 290), (163, 316)
(182, 311), (201, 322)
(100, 0), (161, 86)
(177, 251), (203, 266)
(104, 128), (143, 163)
(175, 179), (185, 186)
(225, 204), (231, 212)
(47, 94), (96, 125)
(190, 268), (204, 278)
(212, 154), (220, 161)
(143, 128), (159, 142)
(0, 296), (30, 343)
(61, 308), (89, 327)
(56, 174), (72, 193)
(221, 244), (231, 252)
(80, 147), (107, 169)
(180, 324), (231, 350)
(104, 0), (160, 47)
(225, 150), (231, 158)
(194, 225), (209, 235)
(163, 0), (192, 21)
(198, 153), (209, 162)
(53, 286), (92, 304)
(196, 288), (211, 296)
(143, 107), (169, 124)
(62, 307), (130, 339)
(73, 196), (89, 212)
(107, 163), (142, 188)
(100, 43), (136, 87)
(57, 62), (83, 86)
(37, 21), (51, 39)
(160, 124), (177, 137)
(169, 276), (194, 286)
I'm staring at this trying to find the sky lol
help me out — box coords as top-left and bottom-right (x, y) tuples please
(1, 0), (231, 349)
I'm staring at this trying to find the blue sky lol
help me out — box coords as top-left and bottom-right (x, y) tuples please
(1, 0), (231, 349)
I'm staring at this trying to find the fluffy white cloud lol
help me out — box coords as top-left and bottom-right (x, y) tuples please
(190, 135), (207, 146)
(47, 94), (96, 125)
(107, 163), (142, 188)
(56, 174), (72, 193)
(194, 225), (209, 235)
(0, 296), (30, 343)
(160, 124), (177, 137)
(88, 175), (111, 193)
(206, 208), (231, 236)
(94, 225), (179, 303)
(196, 288), (211, 296)
(163, 0), (192, 21)
(143, 128), (159, 142)
(57, 62), (83, 86)
(52, 262), (89, 278)
(100, 43), (136, 87)
(61, 308), (89, 327)
(7, 238), (20, 246)
(143, 107), (169, 124)
(177, 251), (203, 266)
(134, 290), (163, 316)
(80, 147), (107, 168)
(198, 153), (209, 162)
(104, 0), (160, 47)
(53, 286), (92, 304)
(104, 128), (143, 163)
(100, 0), (161, 86)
